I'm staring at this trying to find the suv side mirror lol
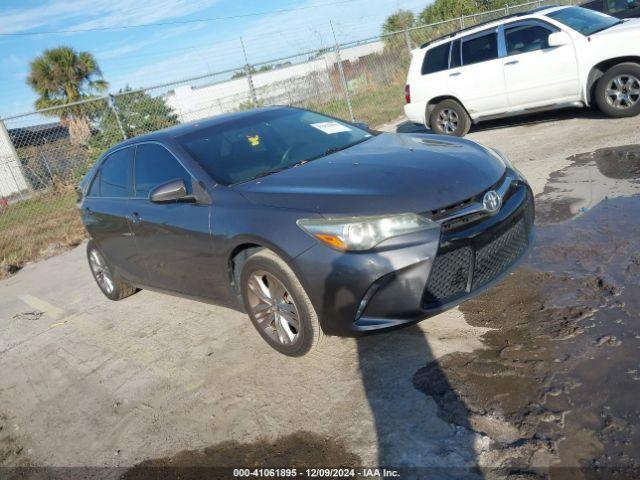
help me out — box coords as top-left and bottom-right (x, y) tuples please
(353, 121), (370, 130)
(548, 31), (572, 47)
(150, 179), (195, 204)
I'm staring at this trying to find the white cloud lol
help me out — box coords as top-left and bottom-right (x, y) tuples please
(0, 0), (219, 35)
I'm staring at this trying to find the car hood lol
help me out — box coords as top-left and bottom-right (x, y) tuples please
(234, 133), (506, 216)
(594, 18), (640, 36)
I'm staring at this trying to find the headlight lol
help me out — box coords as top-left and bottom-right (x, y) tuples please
(297, 213), (437, 251)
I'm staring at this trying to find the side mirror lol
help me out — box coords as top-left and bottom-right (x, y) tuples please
(548, 31), (572, 47)
(353, 121), (370, 131)
(150, 179), (194, 204)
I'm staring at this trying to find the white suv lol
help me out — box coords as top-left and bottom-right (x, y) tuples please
(404, 5), (640, 136)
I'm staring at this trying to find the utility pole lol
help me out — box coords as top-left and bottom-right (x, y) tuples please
(330, 21), (355, 122)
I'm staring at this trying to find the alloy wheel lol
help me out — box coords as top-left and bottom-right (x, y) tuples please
(89, 249), (115, 294)
(605, 74), (640, 109)
(437, 108), (459, 134)
(246, 270), (300, 346)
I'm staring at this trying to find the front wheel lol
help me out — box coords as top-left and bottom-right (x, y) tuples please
(595, 63), (640, 118)
(240, 249), (323, 357)
(429, 99), (471, 137)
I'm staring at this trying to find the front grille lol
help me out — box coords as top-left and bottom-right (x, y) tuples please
(423, 189), (534, 307)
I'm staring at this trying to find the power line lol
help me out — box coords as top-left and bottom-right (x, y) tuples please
(0, 0), (361, 36)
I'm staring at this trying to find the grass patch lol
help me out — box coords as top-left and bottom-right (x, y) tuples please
(0, 189), (86, 269)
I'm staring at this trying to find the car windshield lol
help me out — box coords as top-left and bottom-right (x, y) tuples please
(546, 6), (621, 36)
(177, 108), (373, 185)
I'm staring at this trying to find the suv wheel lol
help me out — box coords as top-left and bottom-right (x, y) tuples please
(595, 63), (640, 118)
(240, 249), (323, 356)
(87, 240), (138, 301)
(429, 99), (471, 137)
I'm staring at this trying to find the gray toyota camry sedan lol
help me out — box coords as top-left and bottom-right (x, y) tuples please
(78, 106), (534, 356)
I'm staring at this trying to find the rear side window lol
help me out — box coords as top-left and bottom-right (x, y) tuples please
(505, 25), (554, 55)
(422, 42), (451, 75)
(99, 148), (134, 198)
(134, 143), (192, 199)
(462, 32), (498, 65)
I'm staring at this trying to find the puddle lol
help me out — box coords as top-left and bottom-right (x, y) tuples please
(122, 431), (360, 480)
(414, 145), (640, 477)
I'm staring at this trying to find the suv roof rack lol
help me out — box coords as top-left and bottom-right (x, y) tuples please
(418, 5), (560, 49)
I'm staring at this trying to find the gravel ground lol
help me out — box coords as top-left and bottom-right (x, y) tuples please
(1, 107), (639, 479)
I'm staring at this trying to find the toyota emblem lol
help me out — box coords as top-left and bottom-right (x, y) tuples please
(483, 190), (502, 214)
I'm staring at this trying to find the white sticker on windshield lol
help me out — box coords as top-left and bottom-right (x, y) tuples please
(310, 122), (352, 134)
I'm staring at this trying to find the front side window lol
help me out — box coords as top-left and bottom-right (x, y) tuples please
(99, 147), (134, 198)
(462, 32), (498, 66)
(607, 0), (634, 13)
(546, 6), (620, 35)
(178, 108), (373, 185)
(134, 143), (192, 198)
(505, 24), (554, 55)
(422, 42), (451, 75)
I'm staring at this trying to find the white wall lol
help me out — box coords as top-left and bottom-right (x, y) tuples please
(165, 41), (385, 123)
(0, 122), (29, 198)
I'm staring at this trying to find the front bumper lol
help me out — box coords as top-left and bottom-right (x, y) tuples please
(292, 178), (535, 336)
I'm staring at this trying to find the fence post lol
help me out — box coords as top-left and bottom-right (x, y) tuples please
(330, 21), (355, 122)
(108, 95), (127, 140)
(460, 15), (465, 29)
(240, 37), (259, 108)
(505, 5), (510, 15)
(403, 27), (412, 52)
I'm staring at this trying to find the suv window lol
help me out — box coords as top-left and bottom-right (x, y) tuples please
(99, 148), (134, 198)
(422, 42), (451, 75)
(462, 32), (498, 66)
(505, 24), (554, 55)
(134, 143), (192, 198)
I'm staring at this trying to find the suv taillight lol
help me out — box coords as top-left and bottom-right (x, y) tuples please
(404, 85), (411, 104)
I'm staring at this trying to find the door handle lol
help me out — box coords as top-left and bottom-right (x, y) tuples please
(449, 72), (461, 77)
(504, 60), (519, 66)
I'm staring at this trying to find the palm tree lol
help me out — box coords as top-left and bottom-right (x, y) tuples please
(27, 46), (108, 145)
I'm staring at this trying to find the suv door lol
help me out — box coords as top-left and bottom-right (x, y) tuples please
(501, 21), (580, 108)
(82, 147), (145, 283)
(129, 142), (221, 299)
(448, 29), (509, 117)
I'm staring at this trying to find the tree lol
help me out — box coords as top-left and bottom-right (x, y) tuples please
(381, 10), (415, 49)
(382, 9), (415, 34)
(418, 0), (479, 24)
(27, 46), (108, 145)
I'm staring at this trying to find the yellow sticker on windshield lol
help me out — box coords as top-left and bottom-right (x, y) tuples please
(247, 135), (260, 147)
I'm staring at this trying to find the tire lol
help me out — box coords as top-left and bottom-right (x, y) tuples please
(595, 62), (640, 118)
(240, 249), (323, 357)
(429, 99), (471, 137)
(86, 240), (138, 301)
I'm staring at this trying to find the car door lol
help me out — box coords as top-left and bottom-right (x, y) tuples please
(128, 142), (222, 300)
(448, 29), (509, 118)
(413, 41), (453, 113)
(82, 146), (147, 283)
(501, 21), (580, 108)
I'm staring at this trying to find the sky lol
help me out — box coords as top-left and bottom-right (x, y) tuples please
(0, 0), (429, 119)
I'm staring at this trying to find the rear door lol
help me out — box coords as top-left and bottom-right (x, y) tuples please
(129, 142), (221, 300)
(500, 20), (580, 108)
(82, 146), (145, 283)
(448, 28), (509, 118)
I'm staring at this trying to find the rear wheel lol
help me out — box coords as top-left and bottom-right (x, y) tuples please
(429, 99), (471, 137)
(86, 240), (138, 301)
(240, 249), (323, 357)
(595, 63), (640, 118)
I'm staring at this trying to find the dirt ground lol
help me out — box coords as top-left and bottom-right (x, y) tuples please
(1, 108), (639, 479)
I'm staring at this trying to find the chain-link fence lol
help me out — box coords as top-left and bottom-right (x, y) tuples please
(0, 0), (575, 271)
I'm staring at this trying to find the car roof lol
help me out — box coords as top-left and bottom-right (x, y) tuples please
(419, 4), (569, 50)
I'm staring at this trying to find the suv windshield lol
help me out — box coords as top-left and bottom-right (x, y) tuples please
(178, 108), (373, 185)
(546, 6), (621, 35)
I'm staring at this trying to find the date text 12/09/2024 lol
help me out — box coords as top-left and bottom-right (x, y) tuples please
(233, 468), (401, 478)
